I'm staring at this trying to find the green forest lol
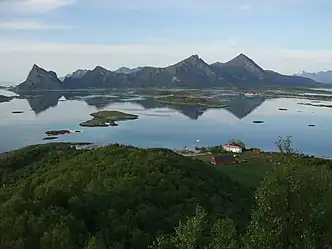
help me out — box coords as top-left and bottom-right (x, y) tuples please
(0, 143), (332, 248)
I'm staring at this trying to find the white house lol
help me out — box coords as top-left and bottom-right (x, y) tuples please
(223, 145), (243, 153)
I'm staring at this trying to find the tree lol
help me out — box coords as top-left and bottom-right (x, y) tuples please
(275, 136), (296, 154)
(205, 218), (239, 249)
(246, 163), (332, 249)
(172, 206), (207, 249)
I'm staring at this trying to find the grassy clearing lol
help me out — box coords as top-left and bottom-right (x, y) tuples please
(192, 152), (277, 188)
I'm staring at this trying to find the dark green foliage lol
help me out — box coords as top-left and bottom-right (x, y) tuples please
(0, 144), (251, 249)
(246, 163), (332, 249)
(154, 160), (332, 249)
(3, 143), (332, 249)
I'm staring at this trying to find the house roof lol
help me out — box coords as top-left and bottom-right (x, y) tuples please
(223, 145), (242, 149)
(213, 155), (235, 162)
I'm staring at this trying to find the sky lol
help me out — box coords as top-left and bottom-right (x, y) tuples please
(1, 0), (332, 83)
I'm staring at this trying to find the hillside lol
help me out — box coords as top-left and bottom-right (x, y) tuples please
(0, 143), (251, 249)
(14, 54), (320, 91)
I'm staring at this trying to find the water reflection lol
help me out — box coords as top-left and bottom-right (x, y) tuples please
(11, 91), (266, 120)
(19, 92), (62, 114)
(223, 95), (266, 119)
(2, 90), (332, 157)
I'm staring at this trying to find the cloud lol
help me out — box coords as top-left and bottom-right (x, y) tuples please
(1, 39), (332, 83)
(0, 19), (72, 30)
(0, 0), (76, 14)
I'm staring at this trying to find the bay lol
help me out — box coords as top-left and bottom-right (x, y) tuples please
(1, 89), (332, 157)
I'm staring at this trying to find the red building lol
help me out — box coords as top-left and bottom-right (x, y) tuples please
(249, 148), (261, 153)
(211, 155), (235, 165)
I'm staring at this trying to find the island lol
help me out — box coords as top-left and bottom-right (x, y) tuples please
(278, 108), (288, 111)
(0, 95), (13, 103)
(253, 120), (264, 124)
(45, 130), (71, 136)
(12, 111), (24, 114)
(43, 136), (58, 140)
(298, 102), (332, 108)
(155, 95), (226, 108)
(80, 110), (138, 127)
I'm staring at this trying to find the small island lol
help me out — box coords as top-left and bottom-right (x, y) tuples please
(298, 102), (332, 108)
(253, 120), (264, 124)
(45, 130), (71, 136)
(43, 136), (58, 140)
(155, 95), (226, 108)
(12, 111), (24, 114)
(278, 108), (288, 111)
(80, 110), (138, 127)
(0, 95), (13, 103)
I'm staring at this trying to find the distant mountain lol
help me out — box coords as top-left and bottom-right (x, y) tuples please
(63, 66), (137, 89)
(15, 64), (62, 91)
(15, 54), (321, 91)
(295, 70), (332, 84)
(60, 69), (88, 81)
(114, 67), (142, 74)
(134, 54), (229, 88)
(211, 53), (318, 88)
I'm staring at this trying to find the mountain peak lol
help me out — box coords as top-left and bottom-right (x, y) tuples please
(224, 53), (265, 80)
(231, 53), (253, 63)
(31, 64), (47, 73)
(93, 66), (107, 72)
(295, 70), (332, 84)
(15, 64), (62, 91)
(185, 54), (200, 62)
(114, 66), (143, 74)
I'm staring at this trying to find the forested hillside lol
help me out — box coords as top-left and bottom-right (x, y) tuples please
(0, 143), (332, 248)
(0, 144), (251, 249)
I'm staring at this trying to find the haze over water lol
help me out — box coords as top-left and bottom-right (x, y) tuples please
(1, 89), (332, 157)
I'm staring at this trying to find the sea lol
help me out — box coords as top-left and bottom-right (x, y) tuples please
(1, 89), (332, 157)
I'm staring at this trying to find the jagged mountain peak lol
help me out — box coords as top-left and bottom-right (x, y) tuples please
(93, 66), (108, 72)
(183, 54), (201, 63)
(28, 64), (58, 78)
(295, 70), (332, 84)
(15, 64), (62, 91)
(32, 64), (41, 70)
(114, 66), (143, 74)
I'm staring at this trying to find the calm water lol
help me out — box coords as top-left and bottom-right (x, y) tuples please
(1, 89), (332, 157)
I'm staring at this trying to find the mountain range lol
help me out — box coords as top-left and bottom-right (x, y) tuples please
(295, 70), (332, 84)
(14, 54), (321, 91)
